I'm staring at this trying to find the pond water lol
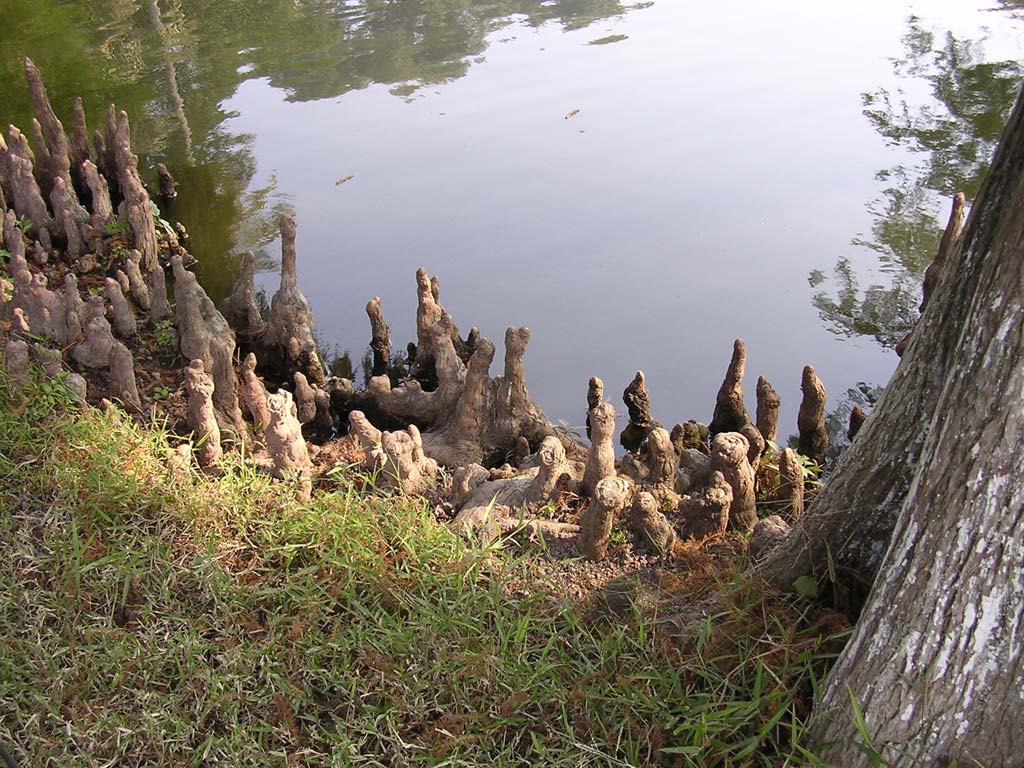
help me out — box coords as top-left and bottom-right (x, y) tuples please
(2, 0), (1022, 446)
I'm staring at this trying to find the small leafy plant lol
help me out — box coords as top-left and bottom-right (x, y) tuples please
(152, 319), (175, 351)
(150, 201), (176, 238)
(104, 219), (130, 237)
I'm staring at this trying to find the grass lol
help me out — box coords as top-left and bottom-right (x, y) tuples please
(0, 372), (849, 767)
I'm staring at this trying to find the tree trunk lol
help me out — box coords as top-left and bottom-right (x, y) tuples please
(756, 91), (1024, 587)
(808, 84), (1024, 765)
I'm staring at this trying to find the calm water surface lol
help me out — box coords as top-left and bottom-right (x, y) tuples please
(2, 0), (1022, 443)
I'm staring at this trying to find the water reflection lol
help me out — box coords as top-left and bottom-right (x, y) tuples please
(811, 14), (1023, 350)
(0, 0), (643, 300)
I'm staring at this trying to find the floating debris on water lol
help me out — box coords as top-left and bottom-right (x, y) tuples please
(588, 34), (629, 45)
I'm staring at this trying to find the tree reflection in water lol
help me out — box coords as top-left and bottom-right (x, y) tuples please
(0, 0), (642, 298)
(811, 13), (1022, 350)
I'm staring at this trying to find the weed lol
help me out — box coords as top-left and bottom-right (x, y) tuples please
(103, 218), (130, 237)
(150, 200), (176, 238)
(152, 318), (176, 351)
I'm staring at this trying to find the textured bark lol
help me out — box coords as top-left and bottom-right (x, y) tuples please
(452, 464), (490, 509)
(366, 296), (390, 378)
(4, 337), (30, 382)
(774, 447), (804, 522)
(103, 105), (118, 192)
(314, 388), (332, 431)
(4, 127), (51, 234)
(407, 333), (488, 464)
(115, 269), (131, 298)
(748, 515), (790, 564)
(630, 491), (676, 555)
(582, 401), (616, 497)
(265, 215), (324, 385)
(265, 390), (313, 500)
(210, 335), (248, 446)
(111, 111), (159, 272)
(30, 119), (54, 200)
(240, 353), (271, 436)
(24, 58), (73, 196)
(645, 426), (677, 487)
(156, 163), (177, 200)
(81, 160), (113, 223)
(108, 341), (142, 413)
(172, 254), (213, 367)
(70, 97), (90, 179)
(711, 432), (756, 533)
(579, 476), (632, 561)
(59, 208), (85, 260)
(92, 130), (108, 184)
(294, 372), (316, 425)
(10, 308), (31, 337)
(709, 338), (749, 435)
(413, 268), (444, 371)
(148, 260), (170, 325)
(49, 177), (88, 250)
(740, 424), (765, 467)
(920, 192), (966, 312)
(809, 92), (1024, 763)
(417, 325), (554, 467)
(620, 370), (652, 453)
(369, 317), (465, 426)
(348, 411), (439, 495)
(122, 250), (151, 312)
(755, 376), (780, 444)
(0, 132), (10, 209)
(11, 266), (65, 344)
(584, 375), (603, 440)
(222, 251), (264, 338)
(184, 359), (222, 468)
(452, 436), (570, 540)
(677, 469), (732, 541)
(670, 421), (707, 457)
(105, 277), (137, 338)
(677, 448), (712, 494)
(847, 405), (866, 441)
(796, 365), (828, 465)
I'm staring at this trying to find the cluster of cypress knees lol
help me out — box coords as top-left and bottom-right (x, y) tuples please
(2, 59), (867, 564)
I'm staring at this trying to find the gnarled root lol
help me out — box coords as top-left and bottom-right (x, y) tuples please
(451, 435), (571, 541)
(579, 476), (632, 561)
(631, 490), (677, 555)
(620, 371), (652, 453)
(709, 338), (749, 436)
(797, 365), (828, 465)
(711, 432), (756, 533)
(265, 389), (313, 500)
(348, 410), (439, 495)
(677, 469), (732, 541)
